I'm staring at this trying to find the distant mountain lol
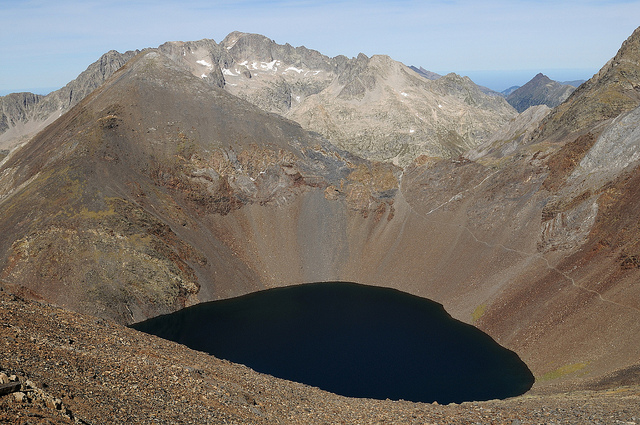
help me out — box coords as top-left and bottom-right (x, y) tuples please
(501, 85), (520, 96)
(409, 66), (442, 80)
(506, 73), (575, 113)
(561, 79), (586, 87)
(1, 35), (515, 166)
(410, 66), (503, 98)
(475, 84), (505, 97)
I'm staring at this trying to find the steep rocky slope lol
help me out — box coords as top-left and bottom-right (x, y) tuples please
(0, 50), (138, 153)
(535, 26), (640, 142)
(408, 65), (442, 80)
(288, 59), (516, 165)
(452, 26), (640, 391)
(506, 73), (576, 112)
(0, 92), (47, 152)
(0, 92), (44, 135)
(465, 104), (551, 161)
(0, 49), (396, 323)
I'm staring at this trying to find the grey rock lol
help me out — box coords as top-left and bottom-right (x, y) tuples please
(162, 32), (516, 165)
(466, 104), (551, 161)
(12, 391), (26, 402)
(566, 104), (640, 194)
(0, 92), (43, 133)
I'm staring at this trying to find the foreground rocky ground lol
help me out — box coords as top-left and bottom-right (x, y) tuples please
(1, 284), (639, 424)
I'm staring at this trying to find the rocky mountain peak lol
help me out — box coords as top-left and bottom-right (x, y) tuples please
(220, 30), (245, 48)
(223, 32), (278, 62)
(1, 31), (519, 167)
(157, 38), (227, 88)
(616, 24), (640, 62)
(0, 49), (138, 152)
(534, 25), (640, 140)
(506, 73), (575, 113)
(220, 32), (338, 72)
(531, 72), (549, 82)
(55, 49), (140, 108)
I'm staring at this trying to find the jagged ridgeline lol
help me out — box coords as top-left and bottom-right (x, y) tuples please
(1, 32), (516, 166)
(1, 26), (640, 401)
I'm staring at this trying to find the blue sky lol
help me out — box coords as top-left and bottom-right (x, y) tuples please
(1, 0), (639, 94)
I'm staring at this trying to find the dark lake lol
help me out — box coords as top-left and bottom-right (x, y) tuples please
(131, 282), (534, 404)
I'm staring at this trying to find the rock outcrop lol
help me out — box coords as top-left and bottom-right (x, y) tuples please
(0, 92), (44, 134)
(465, 104), (551, 162)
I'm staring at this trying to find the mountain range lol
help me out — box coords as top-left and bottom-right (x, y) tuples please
(1, 26), (640, 423)
(2, 33), (517, 166)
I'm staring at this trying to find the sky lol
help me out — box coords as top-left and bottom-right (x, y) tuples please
(1, 0), (640, 94)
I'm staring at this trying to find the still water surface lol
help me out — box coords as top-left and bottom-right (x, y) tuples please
(132, 282), (534, 403)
